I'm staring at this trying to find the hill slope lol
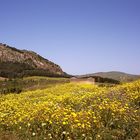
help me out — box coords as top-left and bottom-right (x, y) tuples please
(0, 43), (66, 78)
(83, 71), (140, 82)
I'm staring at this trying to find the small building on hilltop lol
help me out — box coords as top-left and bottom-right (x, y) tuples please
(70, 77), (95, 85)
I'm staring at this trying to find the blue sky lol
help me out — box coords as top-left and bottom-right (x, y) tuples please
(0, 0), (140, 75)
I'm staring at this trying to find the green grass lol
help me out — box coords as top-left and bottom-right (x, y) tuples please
(0, 76), (70, 94)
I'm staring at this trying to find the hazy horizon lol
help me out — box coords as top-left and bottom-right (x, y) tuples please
(1, 0), (140, 75)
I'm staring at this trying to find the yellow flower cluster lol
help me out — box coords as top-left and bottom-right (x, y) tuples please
(0, 81), (140, 139)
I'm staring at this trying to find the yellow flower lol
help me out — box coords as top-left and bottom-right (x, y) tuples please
(63, 121), (67, 125)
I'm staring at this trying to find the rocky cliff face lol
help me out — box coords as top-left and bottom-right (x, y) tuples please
(0, 43), (65, 77)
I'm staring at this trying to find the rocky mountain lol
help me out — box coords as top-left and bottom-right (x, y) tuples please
(81, 71), (140, 82)
(0, 43), (67, 78)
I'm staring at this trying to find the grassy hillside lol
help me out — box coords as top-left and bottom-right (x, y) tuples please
(83, 71), (140, 82)
(0, 76), (69, 94)
(0, 81), (139, 139)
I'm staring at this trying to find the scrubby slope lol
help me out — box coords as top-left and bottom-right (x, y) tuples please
(83, 71), (140, 82)
(0, 43), (66, 78)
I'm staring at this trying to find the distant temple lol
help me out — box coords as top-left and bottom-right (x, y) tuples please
(70, 77), (95, 84)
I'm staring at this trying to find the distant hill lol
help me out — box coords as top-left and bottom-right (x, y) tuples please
(81, 71), (140, 82)
(0, 43), (68, 78)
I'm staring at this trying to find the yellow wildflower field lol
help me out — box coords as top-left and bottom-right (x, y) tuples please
(0, 81), (140, 140)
